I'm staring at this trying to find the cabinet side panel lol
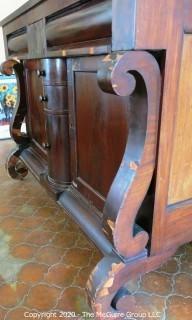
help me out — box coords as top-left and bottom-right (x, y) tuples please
(168, 35), (192, 204)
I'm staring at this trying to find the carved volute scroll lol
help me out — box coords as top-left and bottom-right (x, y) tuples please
(98, 51), (161, 258)
(0, 59), (29, 145)
(87, 249), (175, 317)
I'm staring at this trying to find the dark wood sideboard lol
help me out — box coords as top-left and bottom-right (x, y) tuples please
(1, 0), (192, 317)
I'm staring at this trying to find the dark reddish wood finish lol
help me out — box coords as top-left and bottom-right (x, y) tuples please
(46, 0), (111, 49)
(1, 0), (192, 317)
(42, 59), (71, 191)
(24, 59), (47, 152)
(67, 56), (128, 210)
(87, 248), (175, 316)
(98, 51), (161, 258)
(7, 31), (28, 55)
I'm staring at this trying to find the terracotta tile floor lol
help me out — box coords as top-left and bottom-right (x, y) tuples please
(0, 140), (192, 320)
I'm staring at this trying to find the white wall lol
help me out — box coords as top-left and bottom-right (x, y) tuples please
(0, 0), (28, 63)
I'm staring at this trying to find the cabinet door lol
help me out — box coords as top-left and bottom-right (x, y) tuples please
(24, 59), (47, 155)
(67, 56), (129, 210)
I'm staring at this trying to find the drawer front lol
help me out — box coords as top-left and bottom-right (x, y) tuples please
(24, 60), (47, 153)
(41, 59), (67, 85)
(44, 86), (68, 113)
(7, 29), (28, 55)
(46, 113), (70, 184)
(3, 0), (112, 60)
(45, 0), (112, 49)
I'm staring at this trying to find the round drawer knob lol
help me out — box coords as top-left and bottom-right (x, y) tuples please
(36, 69), (46, 77)
(42, 142), (50, 149)
(39, 95), (48, 102)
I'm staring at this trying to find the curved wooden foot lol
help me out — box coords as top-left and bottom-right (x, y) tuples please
(6, 149), (28, 180)
(87, 250), (175, 319)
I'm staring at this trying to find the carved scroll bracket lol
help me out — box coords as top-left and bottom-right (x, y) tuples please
(0, 59), (30, 146)
(87, 249), (175, 317)
(98, 51), (161, 259)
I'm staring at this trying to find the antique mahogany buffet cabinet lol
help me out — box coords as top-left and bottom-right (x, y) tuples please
(1, 0), (192, 317)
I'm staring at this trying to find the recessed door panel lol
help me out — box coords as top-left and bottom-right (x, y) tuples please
(68, 56), (128, 210)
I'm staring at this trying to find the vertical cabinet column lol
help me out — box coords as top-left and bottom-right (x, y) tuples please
(41, 58), (71, 190)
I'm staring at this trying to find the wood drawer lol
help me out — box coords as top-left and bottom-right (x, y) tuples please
(7, 27), (28, 56)
(41, 59), (67, 85)
(44, 86), (68, 113)
(24, 59), (47, 153)
(45, 0), (112, 49)
(3, 0), (112, 59)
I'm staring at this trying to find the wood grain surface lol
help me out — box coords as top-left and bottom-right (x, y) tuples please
(168, 35), (192, 204)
